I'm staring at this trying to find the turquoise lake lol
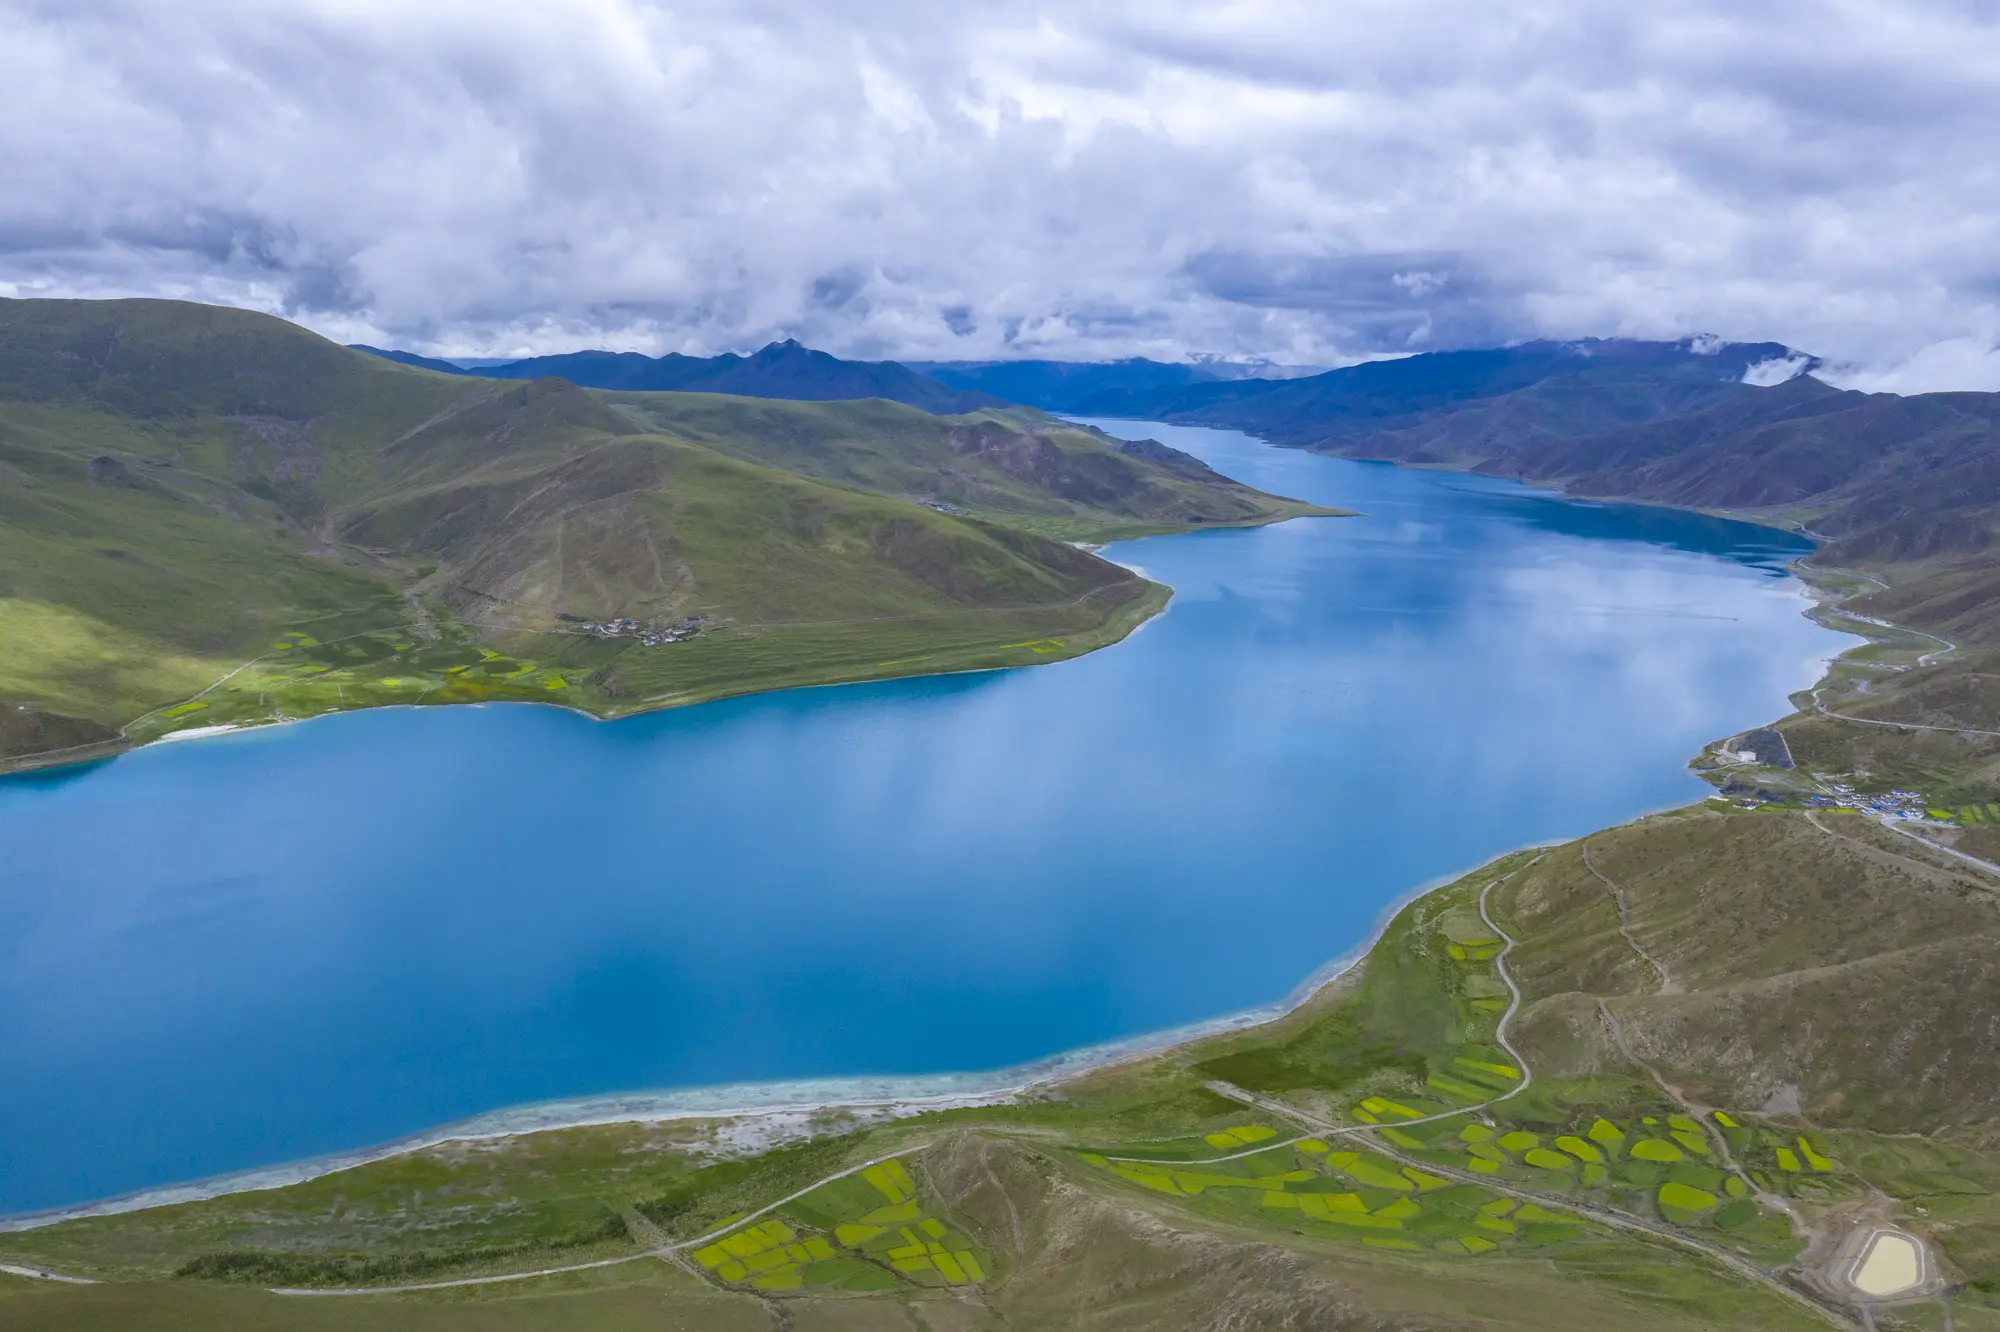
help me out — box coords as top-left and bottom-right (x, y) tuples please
(0, 421), (1854, 1217)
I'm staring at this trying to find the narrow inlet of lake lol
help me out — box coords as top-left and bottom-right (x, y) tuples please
(0, 421), (1855, 1216)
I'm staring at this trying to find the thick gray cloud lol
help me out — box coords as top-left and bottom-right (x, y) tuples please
(4, 0), (2000, 386)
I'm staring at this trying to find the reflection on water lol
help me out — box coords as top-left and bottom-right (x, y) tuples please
(0, 422), (1853, 1215)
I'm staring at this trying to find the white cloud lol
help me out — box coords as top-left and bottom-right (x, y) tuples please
(1817, 334), (2000, 395)
(3, 0), (1999, 381)
(1741, 353), (1814, 386)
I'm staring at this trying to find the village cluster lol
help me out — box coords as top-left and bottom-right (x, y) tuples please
(558, 614), (707, 646)
(1803, 783), (1935, 819)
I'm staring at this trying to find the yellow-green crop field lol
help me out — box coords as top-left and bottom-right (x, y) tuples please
(689, 1158), (990, 1295)
(1366, 1105), (1824, 1250)
(1079, 1101), (1823, 1265)
(1076, 1127), (1581, 1256)
(1179, 887), (1824, 1266)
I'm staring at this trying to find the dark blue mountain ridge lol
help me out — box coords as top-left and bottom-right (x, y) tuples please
(349, 339), (1004, 415)
(347, 345), (467, 375)
(1170, 338), (1812, 436)
(916, 338), (1813, 422)
(909, 357), (1285, 416)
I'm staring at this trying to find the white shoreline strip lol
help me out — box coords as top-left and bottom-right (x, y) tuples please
(149, 724), (244, 743)
(0, 1263), (99, 1285)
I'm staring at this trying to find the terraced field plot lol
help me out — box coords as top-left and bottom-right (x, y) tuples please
(1079, 1127), (1583, 1256)
(1438, 912), (1513, 1020)
(690, 1159), (990, 1294)
(1344, 1041), (1523, 1115)
(1711, 1115), (1840, 1187)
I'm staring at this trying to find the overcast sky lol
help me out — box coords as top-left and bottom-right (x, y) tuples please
(6, 1), (2000, 388)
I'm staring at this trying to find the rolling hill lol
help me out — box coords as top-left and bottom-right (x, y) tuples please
(597, 391), (1326, 539)
(0, 298), (1330, 769)
(355, 339), (1003, 414)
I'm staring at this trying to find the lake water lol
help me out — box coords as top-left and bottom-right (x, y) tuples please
(0, 421), (1853, 1217)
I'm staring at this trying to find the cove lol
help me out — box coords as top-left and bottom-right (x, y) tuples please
(0, 421), (1854, 1217)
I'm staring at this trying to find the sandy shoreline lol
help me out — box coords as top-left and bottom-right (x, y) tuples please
(0, 834), (1563, 1235)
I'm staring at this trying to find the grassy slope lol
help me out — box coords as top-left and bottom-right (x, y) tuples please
(600, 391), (1339, 540)
(0, 298), (1325, 769)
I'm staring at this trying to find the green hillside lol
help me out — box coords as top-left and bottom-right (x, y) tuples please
(601, 391), (1334, 539)
(0, 298), (1327, 770)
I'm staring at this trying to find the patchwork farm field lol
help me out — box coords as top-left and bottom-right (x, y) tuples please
(1074, 865), (1822, 1272)
(1080, 1127), (1586, 1256)
(690, 1158), (991, 1293)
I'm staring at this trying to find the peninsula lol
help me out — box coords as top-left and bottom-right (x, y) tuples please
(0, 298), (1337, 774)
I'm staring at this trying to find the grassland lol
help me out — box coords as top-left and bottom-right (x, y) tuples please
(599, 393), (1339, 541)
(0, 297), (1328, 771)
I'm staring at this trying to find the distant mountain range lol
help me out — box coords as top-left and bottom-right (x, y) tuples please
(909, 357), (1322, 416)
(918, 339), (1808, 422)
(351, 340), (1002, 415)
(1179, 338), (1809, 428)
(353, 330), (2000, 641)
(919, 339), (2000, 643)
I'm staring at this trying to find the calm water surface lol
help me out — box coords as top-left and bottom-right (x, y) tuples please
(0, 422), (1853, 1214)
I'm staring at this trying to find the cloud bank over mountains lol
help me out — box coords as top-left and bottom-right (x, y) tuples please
(5, 0), (2000, 388)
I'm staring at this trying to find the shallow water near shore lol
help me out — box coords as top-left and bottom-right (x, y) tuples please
(0, 421), (1853, 1216)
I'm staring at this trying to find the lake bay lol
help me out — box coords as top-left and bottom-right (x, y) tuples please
(0, 421), (1852, 1216)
